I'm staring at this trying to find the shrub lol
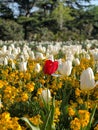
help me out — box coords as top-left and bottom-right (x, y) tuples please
(0, 19), (24, 40)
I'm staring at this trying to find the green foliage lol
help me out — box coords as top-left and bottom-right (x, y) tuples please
(0, 0), (98, 41)
(0, 3), (13, 18)
(0, 19), (24, 40)
(21, 97), (56, 130)
(21, 117), (40, 130)
(17, 16), (37, 23)
(88, 5), (98, 20)
(39, 27), (55, 41)
(52, 2), (74, 30)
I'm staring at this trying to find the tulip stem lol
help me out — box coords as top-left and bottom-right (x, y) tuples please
(87, 91), (90, 110)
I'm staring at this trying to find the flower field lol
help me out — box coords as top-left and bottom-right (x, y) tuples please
(0, 40), (98, 130)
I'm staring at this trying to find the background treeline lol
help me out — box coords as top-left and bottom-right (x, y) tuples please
(0, 0), (98, 41)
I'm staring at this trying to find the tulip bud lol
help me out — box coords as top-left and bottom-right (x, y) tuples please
(58, 60), (72, 76)
(93, 53), (98, 61)
(34, 63), (41, 73)
(29, 51), (35, 59)
(41, 89), (51, 104)
(4, 57), (8, 65)
(0, 98), (3, 109)
(11, 60), (16, 69)
(2, 45), (7, 53)
(37, 45), (46, 53)
(73, 58), (80, 66)
(47, 55), (54, 61)
(80, 67), (95, 91)
(19, 61), (27, 71)
(36, 52), (45, 59)
(43, 60), (58, 75)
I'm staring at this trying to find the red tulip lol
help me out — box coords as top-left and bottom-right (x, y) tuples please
(43, 60), (58, 75)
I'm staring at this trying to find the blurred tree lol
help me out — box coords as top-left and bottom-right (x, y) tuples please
(52, 2), (74, 30)
(87, 5), (98, 38)
(0, 19), (24, 40)
(0, 2), (13, 19)
(13, 0), (38, 39)
(0, 0), (96, 41)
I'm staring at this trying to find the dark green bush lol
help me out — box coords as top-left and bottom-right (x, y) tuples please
(0, 19), (24, 40)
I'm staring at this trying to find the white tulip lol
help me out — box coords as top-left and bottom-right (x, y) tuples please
(47, 55), (54, 61)
(34, 63), (41, 73)
(13, 48), (19, 56)
(19, 61), (27, 71)
(80, 67), (95, 91)
(11, 60), (16, 69)
(86, 43), (91, 50)
(0, 98), (3, 109)
(47, 45), (60, 55)
(58, 60), (72, 76)
(4, 57), (8, 65)
(95, 81), (98, 87)
(2, 45), (7, 53)
(41, 89), (51, 104)
(85, 54), (90, 60)
(37, 45), (46, 53)
(66, 53), (74, 61)
(0, 57), (3, 65)
(93, 53), (98, 61)
(10, 44), (15, 50)
(36, 52), (45, 59)
(73, 58), (80, 66)
(29, 51), (35, 59)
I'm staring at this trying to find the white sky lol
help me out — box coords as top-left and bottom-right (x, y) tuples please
(89, 0), (98, 5)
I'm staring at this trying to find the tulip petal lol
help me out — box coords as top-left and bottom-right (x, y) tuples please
(43, 60), (58, 75)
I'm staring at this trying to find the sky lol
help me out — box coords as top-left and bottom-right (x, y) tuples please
(90, 0), (98, 5)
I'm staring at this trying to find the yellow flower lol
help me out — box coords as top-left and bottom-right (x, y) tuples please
(0, 112), (23, 130)
(95, 73), (98, 81)
(24, 72), (31, 80)
(76, 97), (83, 105)
(29, 114), (43, 126)
(68, 107), (75, 116)
(21, 92), (28, 102)
(39, 79), (45, 85)
(54, 107), (60, 123)
(94, 124), (98, 130)
(78, 110), (90, 128)
(75, 88), (81, 97)
(1, 112), (11, 121)
(11, 117), (22, 130)
(70, 100), (78, 108)
(19, 72), (24, 79)
(26, 82), (35, 92)
(0, 80), (4, 88)
(70, 117), (81, 130)
(37, 88), (43, 95)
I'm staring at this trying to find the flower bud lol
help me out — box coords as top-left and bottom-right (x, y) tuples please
(19, 61), (27, 71)
(73, 58), (80, 66)
(80, 67), (95, 90)
(41, 89), (51, 103)
(58, 60), (72, 76)
(43, 60), (58, 75)
(35, 63), (41, 73)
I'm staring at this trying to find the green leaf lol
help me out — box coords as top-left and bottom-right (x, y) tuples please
(86, 104), (97, 130)
(43, 97), (56, 130)
(21, 117), (40, 130)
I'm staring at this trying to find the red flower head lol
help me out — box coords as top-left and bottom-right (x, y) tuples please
(43, 60), (58, 75)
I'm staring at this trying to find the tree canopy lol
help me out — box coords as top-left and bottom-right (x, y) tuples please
(0, 0), (98, 41)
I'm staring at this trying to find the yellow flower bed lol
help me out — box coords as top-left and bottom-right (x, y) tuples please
(0, 43), (98, 130)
